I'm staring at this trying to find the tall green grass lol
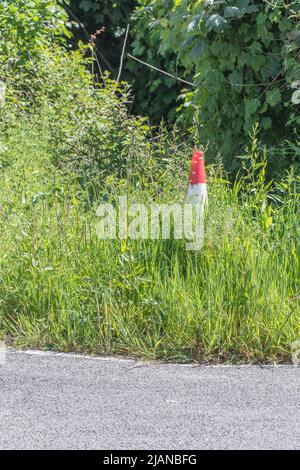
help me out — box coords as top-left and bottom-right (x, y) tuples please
(0, 120), (299, 363)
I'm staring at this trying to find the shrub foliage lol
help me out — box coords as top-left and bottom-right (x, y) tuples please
(133, 0), (300, 169)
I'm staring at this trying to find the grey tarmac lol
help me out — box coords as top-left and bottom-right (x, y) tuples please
(0, 350), (299, 450)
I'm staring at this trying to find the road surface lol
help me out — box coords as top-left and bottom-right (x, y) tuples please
(0, 350), (299, 449)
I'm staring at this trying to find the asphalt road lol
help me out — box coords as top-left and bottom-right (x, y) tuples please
(0, 350), (299, 450)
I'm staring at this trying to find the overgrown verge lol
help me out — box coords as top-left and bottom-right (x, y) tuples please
(0, 111), (299, 362)
(0, 1), (299, 363)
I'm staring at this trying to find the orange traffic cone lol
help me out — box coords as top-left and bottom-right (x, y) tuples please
(186, 151), (208, 207)
(185, 151), (207, 250)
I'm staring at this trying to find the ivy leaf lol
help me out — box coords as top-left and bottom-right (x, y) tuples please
(266, 88), (282, 107)
(224, 7), (243, 19)
(205, 14), (227, 33)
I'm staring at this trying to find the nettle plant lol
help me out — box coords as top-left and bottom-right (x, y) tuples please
(135, 0), (300, 171)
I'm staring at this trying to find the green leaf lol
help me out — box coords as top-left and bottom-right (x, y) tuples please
(79, 0), (92, 13)
(249, 41), (263, 55)
(266, 88), (282, 107)
(224, 7), (243, 19)
(228, 71), (243, 87)
(236, 0), (250, 9)
(187, 16), (200, 33)
(190, 40), (208, 60)
(262, 57), (281, 79)
(245, 98), (260, 116)
(205, 14), (227, 33)
(261, 117), (272, 129)
(246, 5), (260, 13)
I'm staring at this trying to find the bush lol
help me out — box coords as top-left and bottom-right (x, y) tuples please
(0, 41), (149, 196)
(0, 0), (185, 196)
(27, 49), (149, 195)
(0, 0), (72, 112)
(134, 0), (300, 172)
(0, 0), (71, 64)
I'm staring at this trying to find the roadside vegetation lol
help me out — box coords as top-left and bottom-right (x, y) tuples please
(0, 0), (299, 362)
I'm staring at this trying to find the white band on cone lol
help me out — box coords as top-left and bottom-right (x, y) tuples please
(185, 183), (207, 250)
(186, 183), (208, 207)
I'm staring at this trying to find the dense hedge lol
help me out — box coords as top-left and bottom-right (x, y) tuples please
(133, 0), (300, 171)
(1, 0), (299, 175)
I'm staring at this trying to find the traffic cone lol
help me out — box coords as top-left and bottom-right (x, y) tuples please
(186, 150), (208, 207)
(185, 150), (207, 250)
